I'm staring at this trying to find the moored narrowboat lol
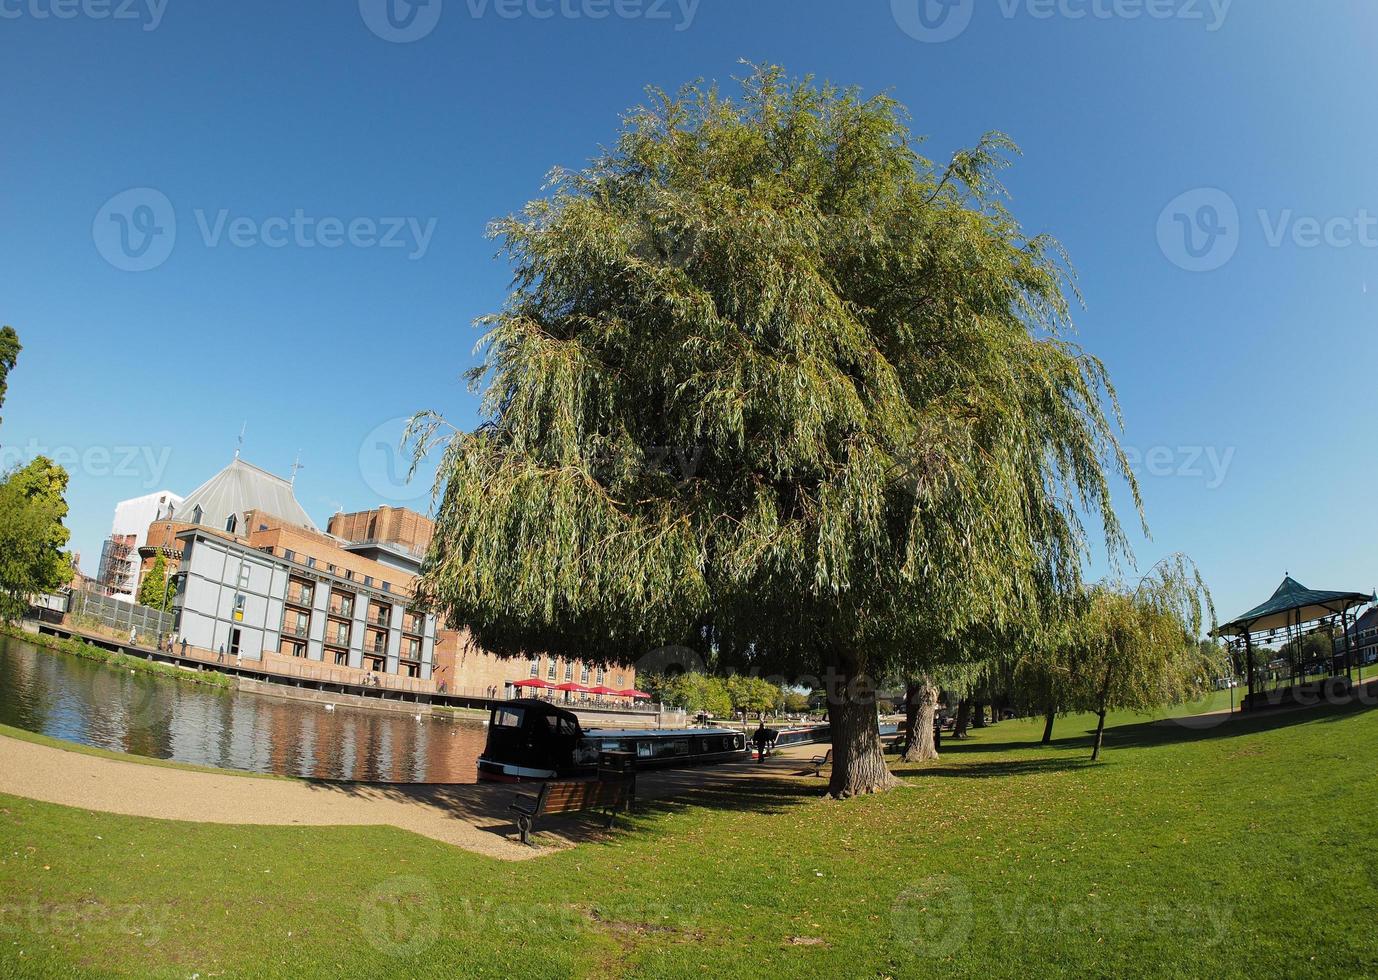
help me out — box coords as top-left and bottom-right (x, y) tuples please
(477, 699), (747, 781)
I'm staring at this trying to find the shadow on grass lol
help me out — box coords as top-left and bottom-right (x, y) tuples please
(294, 687), (1378, 848)
(936, 683), (1378, 766)
(296, 755), (824, 849)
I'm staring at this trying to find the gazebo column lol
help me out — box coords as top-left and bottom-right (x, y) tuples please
(1244, 631), (1256, 708)
(1342, 608), (1356, 683)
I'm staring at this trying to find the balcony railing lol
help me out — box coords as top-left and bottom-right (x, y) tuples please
(281, 622), (309, 638)
(329, 631), (349, 646)
(286, 589), (314, 606)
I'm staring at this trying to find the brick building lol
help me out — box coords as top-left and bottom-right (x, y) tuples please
(131, 456), (633, 700)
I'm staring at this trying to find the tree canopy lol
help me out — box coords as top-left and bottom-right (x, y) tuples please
(414, 65), (1140, 795)
(0, 457), (74, 622)
(0, 326), (19, 427)
(138, 554), (174, 611)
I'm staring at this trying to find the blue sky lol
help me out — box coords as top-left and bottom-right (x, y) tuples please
(2, 0), (1375, 622)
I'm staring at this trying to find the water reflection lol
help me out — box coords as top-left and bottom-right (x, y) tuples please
(0, 634), (487, 783)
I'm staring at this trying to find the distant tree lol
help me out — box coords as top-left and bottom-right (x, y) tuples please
(727, 675), (782, 716)
(0, 326), (19, 426)
(783, 690), (811, 714)
(0, 457), (73, 622)
(138, 554), (173, 611)
(1061, 557), (1217, 761)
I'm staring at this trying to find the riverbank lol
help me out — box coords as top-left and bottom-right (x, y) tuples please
(3, 698), (1378, 976)
(1, 622), (233, 691)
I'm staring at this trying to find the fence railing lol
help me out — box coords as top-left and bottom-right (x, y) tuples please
(70, 589), (174, 640)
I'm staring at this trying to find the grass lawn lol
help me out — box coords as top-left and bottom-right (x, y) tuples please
(2, 698), (1376, 978)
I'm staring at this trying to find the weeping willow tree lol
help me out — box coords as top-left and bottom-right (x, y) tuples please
(1055, 555), (1218, 760)
(413, 64), (1139, 797)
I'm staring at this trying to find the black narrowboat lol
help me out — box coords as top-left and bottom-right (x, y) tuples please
(477, 699), (747, 782)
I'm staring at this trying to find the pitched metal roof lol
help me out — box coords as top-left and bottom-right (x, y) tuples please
(171, 456), (317, 532)
(1216, 576), (1372, 637)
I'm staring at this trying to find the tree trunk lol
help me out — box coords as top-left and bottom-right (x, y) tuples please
(1041, 706), (1056, 745)
(901, 676), (940, 763)
(972, 701), (986, 728)
(953, 699), (971, 738)
(902, 681), (920, 755)
(1090, 709), (1107, 761)
(827, 690), (899, 798)
(987, 698), (1000, 725)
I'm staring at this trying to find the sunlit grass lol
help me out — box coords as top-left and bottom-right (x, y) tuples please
(2, 699), (1376, 977)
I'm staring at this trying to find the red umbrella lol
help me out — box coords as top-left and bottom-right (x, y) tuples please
(586, 685), (620, 696)
(554, 682), (589, 692)
(618, 689), (651, 699)
(513, 678), (553, 689)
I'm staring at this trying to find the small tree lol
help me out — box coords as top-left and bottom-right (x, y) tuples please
(0, 457), (74, 622)
(138, 555), (170, 610)
(1062, 557), (1217, 761)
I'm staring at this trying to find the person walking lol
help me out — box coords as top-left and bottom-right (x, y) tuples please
(217, 645), (225, 664)
(128, 626), (137, 647)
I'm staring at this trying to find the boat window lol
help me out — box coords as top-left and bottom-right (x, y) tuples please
(493, 708), (524, 728)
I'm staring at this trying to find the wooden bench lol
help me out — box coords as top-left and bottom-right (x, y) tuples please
(809, 749), (832, 777)
(509, 779), (632, 846)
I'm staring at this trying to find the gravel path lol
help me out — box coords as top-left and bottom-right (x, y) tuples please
(0, 733), (828, 860)
(0, 733), (541, 861)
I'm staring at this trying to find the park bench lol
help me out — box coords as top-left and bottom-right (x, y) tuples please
(809, 749), (832, 777)
(509, 779), (632, 846)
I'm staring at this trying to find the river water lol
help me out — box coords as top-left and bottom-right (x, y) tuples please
(0, 633), (489, 783)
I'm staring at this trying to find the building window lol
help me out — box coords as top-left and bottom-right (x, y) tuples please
(364, 575), (373, 587)
(225, 514), (237, 534)
(229, 628), (241, 656)
(334, 651), (348, 666)
(581, 665), (590, 683)
(547, 660), (557, 680)
(405, 663), (420, 678)
(345, 569), (354, 581)
(565, 662), (573, 681)
(616, 674), (624, 687)
(239, 566), (250, 587)
(233, 594), (246, 622)
(382, 582), (391, 593)
(529, 659), (539, 677)
(284, 549), (295, 562)
(327, 564), (336, 574)
(596, 668), (605, 685)
(306, 557), (316, 569)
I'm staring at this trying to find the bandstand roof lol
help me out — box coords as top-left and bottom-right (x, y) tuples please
(1216, 576), (1372, 637)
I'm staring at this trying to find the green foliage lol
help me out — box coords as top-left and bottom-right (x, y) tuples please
(0, 456), (73, 622)
(1027, 555), (1221, 757)
(783, 690), (811, 713)
(0, 325), (19, 425)
(138, 554), (174, 611)
(1273, 630), (1333, 668)
(415, 65), (1137, 686)
(644, 671), (733, 717)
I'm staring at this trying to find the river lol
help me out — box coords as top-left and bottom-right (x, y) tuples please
(0, 633), (489, 783)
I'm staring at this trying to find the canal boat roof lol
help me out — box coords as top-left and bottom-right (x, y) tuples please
(584, 727), (741, 739)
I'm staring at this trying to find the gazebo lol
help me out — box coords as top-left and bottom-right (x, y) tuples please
(1215, 576), (1373, 710)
